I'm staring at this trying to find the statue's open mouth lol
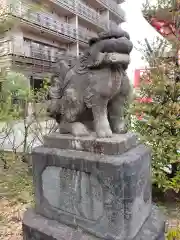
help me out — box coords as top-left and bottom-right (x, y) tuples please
(84, 28), (133, 70)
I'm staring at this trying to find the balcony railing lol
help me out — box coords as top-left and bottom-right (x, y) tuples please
(14, 59), (53, 74)
(6, 38), (63, 62)
(97, 0), (125, 20)
(78, 27), (98, 43)
(50, 0), (76, 12)
(78, 28), (89, 42)
(78, 29), (91, 42)
(77, 1), (107, 29)
(109, 1), (125, 20)
(51, 0), (108, 29)
(27, 43), (64, 62)
(53, 0), (124, 22)
(0, 38), (11, 56)
(8, 3), (100, 42)
(7, 0), (124, 33)
(31, 49), (51, 61)
(8, 4), (77, 41)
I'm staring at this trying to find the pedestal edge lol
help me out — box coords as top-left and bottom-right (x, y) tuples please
(22, 205), (165, 240)
(43, 132), (139, 155)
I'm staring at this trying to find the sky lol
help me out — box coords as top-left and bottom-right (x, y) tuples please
(120, 0), (163, 81)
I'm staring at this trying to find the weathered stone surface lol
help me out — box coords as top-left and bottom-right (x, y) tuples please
(44, 132), (138, 155)
(133, 205), (166, 240)
(47, 27), (133, 138)
(42, 167), (104, 221)
(22, 205), (165, 240)
(32, 137), (152, 240)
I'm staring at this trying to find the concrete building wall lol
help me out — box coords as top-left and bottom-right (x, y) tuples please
(68, 43), (78, 56)
(11, 29), (24, 55)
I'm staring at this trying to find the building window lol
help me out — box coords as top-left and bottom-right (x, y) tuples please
(23, 38), (62, 61)
(30, 76), (44, 95)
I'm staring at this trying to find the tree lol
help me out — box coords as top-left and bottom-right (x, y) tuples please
(131, 1), (180, 193)
(0, 1), (54, 165)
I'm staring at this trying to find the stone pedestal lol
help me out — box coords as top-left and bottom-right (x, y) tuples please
(22, 132), (165, 240)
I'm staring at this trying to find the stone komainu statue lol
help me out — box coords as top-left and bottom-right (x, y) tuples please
(47, 28), (133, 138)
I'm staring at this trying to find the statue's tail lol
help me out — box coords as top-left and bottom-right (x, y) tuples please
(47, 53), (77, 123)
(50, 54), (76, 99)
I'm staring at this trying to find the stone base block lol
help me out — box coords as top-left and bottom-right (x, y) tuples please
(23, 206), (165, 240)
(32, 136), (152, 240)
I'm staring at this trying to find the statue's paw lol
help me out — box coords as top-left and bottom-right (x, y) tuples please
(71, 122), (90, 136)
(114, 128), (127, 134)
(112, 122), (127, 134)
(96, 128), (112, 138)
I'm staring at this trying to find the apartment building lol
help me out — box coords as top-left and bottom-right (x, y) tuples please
(0, 0), (125, 89)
